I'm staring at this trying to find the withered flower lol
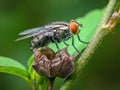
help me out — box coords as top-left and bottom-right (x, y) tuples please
(32, 47), (75, 78)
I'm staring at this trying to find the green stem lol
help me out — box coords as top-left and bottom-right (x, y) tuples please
(60, 0), (120, 90)
(48, 77), (55, 90)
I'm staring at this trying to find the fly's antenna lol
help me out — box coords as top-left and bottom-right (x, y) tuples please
(78, 23), (83, 27)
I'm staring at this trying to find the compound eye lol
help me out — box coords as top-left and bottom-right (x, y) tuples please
(69, 20), (79, 34)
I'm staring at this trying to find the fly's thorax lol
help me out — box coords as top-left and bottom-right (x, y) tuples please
(44, 31), (54, 36)
(60, 29), (72, 41)
(54, 29), (70, 42)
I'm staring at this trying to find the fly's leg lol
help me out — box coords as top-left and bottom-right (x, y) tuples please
(77, 34), (89, 44)
(72, 35), (80, 53)
(51, 36), (62, 59)
(63, 40), (69, 46)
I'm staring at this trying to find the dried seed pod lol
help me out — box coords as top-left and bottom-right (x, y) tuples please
(55, 47), (75, 78)
(32, 47), (75, 78)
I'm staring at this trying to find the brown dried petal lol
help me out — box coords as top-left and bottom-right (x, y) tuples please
(32, 47), (75, 78)
(40, 47), (55, 60)
(57, 55), (74, 78)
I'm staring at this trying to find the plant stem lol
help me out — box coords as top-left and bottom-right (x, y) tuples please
(48, 77), (55, 90)
(60, 0), (120, 90)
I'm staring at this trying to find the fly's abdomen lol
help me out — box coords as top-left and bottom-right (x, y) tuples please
(31, 35), (50, 49)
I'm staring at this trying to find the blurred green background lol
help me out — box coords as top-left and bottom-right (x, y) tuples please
(0, 0), (120, 90)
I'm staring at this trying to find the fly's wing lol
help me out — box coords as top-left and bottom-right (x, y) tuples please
(16, 21), (69, 41)
(16, 28), (50, 41)
(16, 33), (39, 41)
(19, 26), (45, 35)
(19, 22), (68, 35)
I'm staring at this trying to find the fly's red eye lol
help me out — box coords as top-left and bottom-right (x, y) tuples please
(69, 21), (79, 34)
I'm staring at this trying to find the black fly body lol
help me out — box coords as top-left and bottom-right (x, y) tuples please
(16, 20), (88, 53)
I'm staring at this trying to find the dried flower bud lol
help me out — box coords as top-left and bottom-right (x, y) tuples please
(32, 47), (76, 78)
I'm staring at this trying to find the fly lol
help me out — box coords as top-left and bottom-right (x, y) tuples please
(16, 20), (88, 52)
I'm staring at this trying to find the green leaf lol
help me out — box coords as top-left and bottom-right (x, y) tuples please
(27, 54), (49, 90)
(60, 9), (105, 90)
(0, 56), (30, 80)
(49, 9), (104, 55)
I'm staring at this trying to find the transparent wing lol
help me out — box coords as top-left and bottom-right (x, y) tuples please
(16, 29), (51, 41)
(16, 21), (69, 41)
(19, 21), (68, 35)
(15, 33), (39, 41)
(19, 26), (45, 35)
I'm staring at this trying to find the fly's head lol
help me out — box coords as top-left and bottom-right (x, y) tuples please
(69, 20), (83, 35)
